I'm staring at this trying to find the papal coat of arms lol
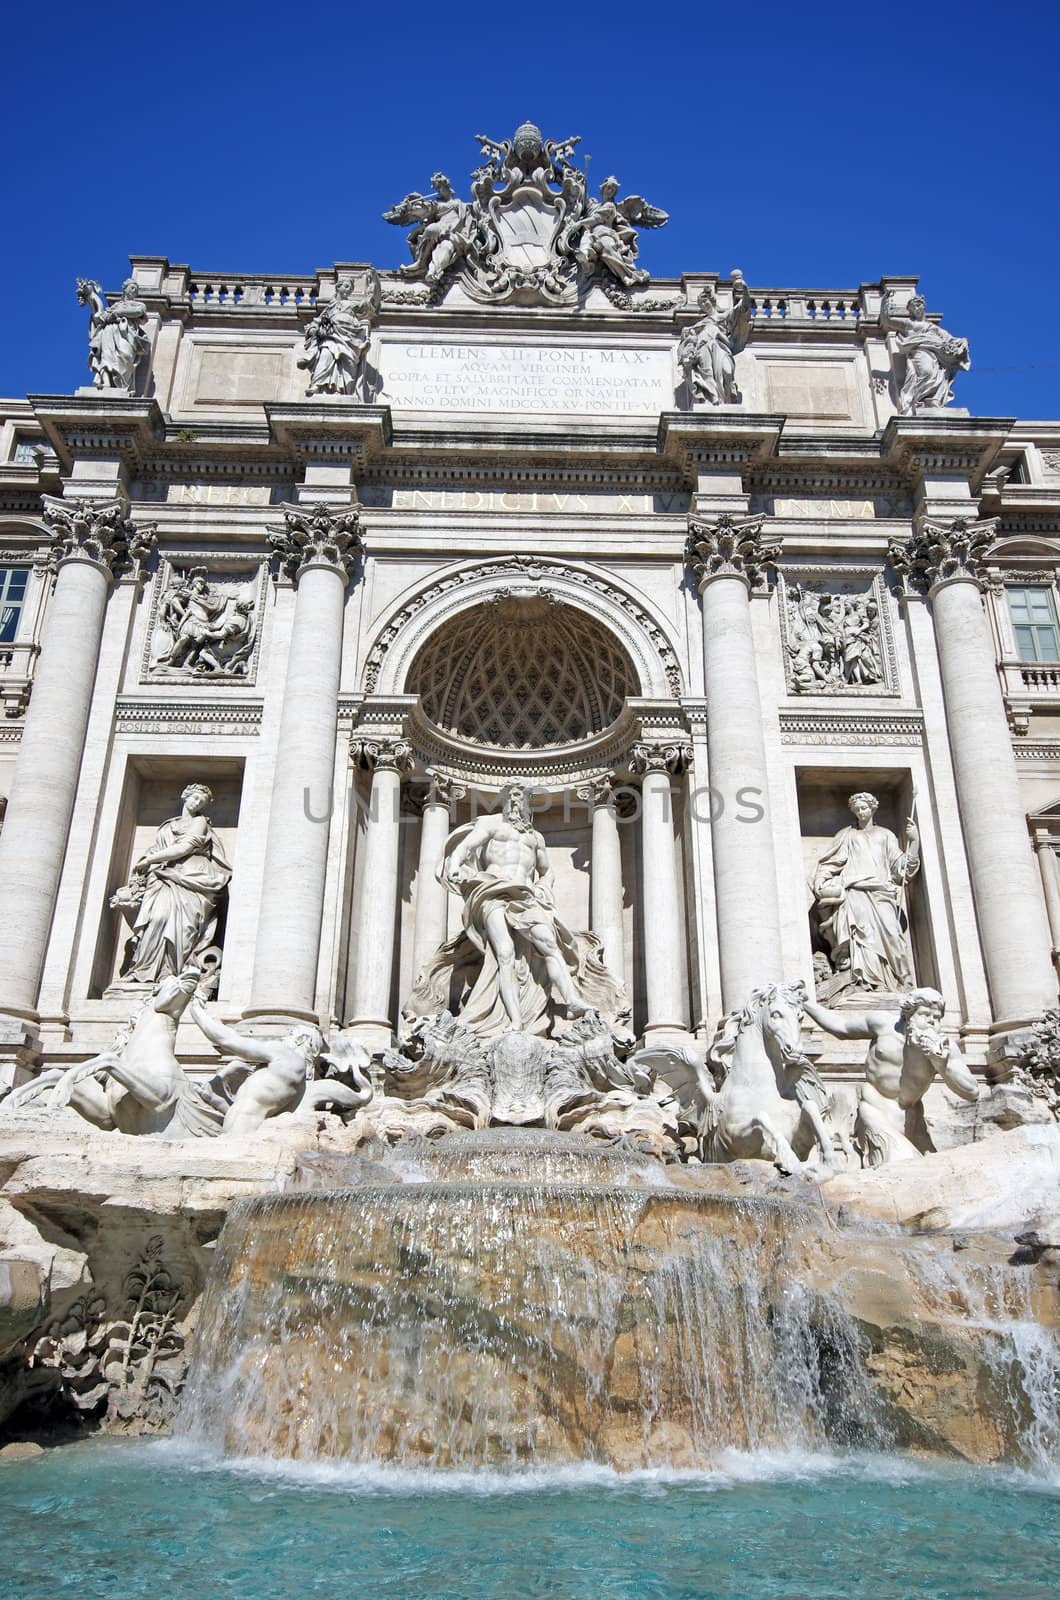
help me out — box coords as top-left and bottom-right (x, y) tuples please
(383, 121), (668, 306)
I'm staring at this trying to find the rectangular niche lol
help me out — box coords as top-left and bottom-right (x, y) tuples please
(90, 756), (245, 999)
(778, 569), (898, 698)
(796, 769), (936, 999)
(141, 554), (268, 687)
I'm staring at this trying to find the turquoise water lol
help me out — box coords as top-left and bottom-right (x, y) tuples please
(2, 1439), (1058, 1600)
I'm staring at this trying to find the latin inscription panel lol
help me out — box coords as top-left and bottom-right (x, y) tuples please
(378, 341), (675, 415)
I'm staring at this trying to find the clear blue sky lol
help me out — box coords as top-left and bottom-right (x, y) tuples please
(4, 0), (1058, 418)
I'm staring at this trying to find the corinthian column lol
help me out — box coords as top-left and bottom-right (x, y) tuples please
(630, 741), (691, 1038)
(890, 520), (1056, 1031)
(687, 515), (784, 1006)
(575, 774), (626, 984)
(347, 737), (414, 1037)
(246, 503), (361, 1023)
(0, 497), (155, 1023)
(411, 772), (465, 981)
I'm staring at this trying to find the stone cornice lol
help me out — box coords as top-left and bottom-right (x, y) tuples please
(28, 396), (165, 476)
(779, 709), (925, 746)
(880, 415), (1013, 493)
(657, 413), (784, 481)
(265, 403), (392, 468)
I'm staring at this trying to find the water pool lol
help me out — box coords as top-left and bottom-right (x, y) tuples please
(2, 1440), (1058, 1600)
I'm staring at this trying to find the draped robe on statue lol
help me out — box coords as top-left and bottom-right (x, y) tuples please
(812, 823), (918, 993)
(404, 821), (627, 1039)
(126, 816), (231, 982)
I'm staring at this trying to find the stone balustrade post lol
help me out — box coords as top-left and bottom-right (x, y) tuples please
(411, 772), (466, 981)
(890, 519), (1057, 1033)
(575, 774), (626, 984)
(686, 515), (784, 1007)
(0, 497), (155, 1028)
(246, 503), (362, 1024)
(630, 741), (691, 1038)
(347, 737), (415, 1038)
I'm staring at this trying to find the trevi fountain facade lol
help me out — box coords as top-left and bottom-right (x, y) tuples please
(0, 126), (1059, 1534)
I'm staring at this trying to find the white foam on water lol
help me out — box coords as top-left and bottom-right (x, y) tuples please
(134, 1437), (1060, 1501)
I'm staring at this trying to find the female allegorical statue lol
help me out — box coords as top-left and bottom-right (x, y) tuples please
(111, 783), (232, 985)
(77, 277), (149, 392)
(811, 791), (920, 994)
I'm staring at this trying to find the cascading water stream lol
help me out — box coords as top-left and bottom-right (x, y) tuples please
(176, 1131), (1059, 1474)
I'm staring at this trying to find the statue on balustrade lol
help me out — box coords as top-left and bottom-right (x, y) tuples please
(76, 277), (149, 393)
(384, 173), (476, 285)
(802, 986), (979, 1165)
(677, 273), (752, 406)
(560, 175), (668, 290)
(297, 271), (381, 398)
(811, 792), (919, 994)
(109, 783), (231, 988)
(881, 291), (970, 414)
(404, 783), (627, 1039)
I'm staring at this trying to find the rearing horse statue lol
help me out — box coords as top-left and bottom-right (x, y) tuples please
(698, 982), (851, 1174)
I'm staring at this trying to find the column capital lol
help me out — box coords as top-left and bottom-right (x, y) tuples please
(630, 740), (693, 776)
(575, 773), (618, 807)
(423, 770), (467, 808)
(686, 513), (782, 591)
(40, 494), (156, 580)
(351, 734), (415, 773)
(267, 500), (363, 583)
(887, 516), (1000, 597)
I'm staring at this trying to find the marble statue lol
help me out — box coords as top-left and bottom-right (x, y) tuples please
(786, 587), (884, 692)
(2, 969), (226, 1138)
(881, 291), (970, 414)
(384, 174), (476, 286)
(811, 793), (919, 993)
(561, 176), (669, 290)
(152, 568), (255, 676)
(802, 987), (979, 1165)
(384, 123), (666, 304)
(405, 784), (626, 1039)
(677, 273), (752, 405)
(76, 277), (149, 393)
(109, 784), (232, 987)
(696, 982), (852, 1173)
(187, 1005), (372, 1135)
(297, 271), (380, 397)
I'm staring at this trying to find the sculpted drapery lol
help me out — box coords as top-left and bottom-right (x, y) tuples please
(812, 792), (919, 994)
(112, 784), (232, 985)
(404, 786), (627, 1039)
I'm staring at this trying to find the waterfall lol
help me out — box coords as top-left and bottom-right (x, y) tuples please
(176, 1131), (1059, 1473)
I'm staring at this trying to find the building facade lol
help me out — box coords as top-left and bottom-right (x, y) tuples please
(1, 124), (1059, 1093)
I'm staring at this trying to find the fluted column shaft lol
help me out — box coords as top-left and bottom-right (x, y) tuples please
(688, 516), (784, 1007)
(0, 498), (153, 1017)
(632, 745), (688, 1036)
(348, 742), (412, 1032)
(248, 504), (361, 1021)
(412, 776), (463, 980)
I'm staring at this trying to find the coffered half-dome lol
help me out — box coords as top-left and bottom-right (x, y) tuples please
(407, 594), (638, 750)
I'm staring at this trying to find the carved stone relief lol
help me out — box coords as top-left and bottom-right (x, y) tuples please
(143, 558), (266, 684)
(778, 571), (897, 696)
